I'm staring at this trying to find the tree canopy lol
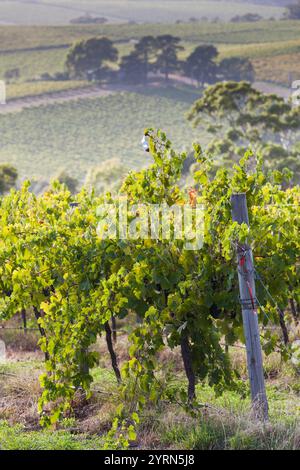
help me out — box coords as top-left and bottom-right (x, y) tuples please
(154, 35), (183, 82)
(187, 81), (300, 179)
(285, 1), (300, 19)
(65, 37), (118, 79)
(184, 45), (218, 86)
(219, 57), (254, 82)
(0, 164), (17, 194)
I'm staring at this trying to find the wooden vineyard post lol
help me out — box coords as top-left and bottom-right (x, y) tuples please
(231, 193), (269, 420)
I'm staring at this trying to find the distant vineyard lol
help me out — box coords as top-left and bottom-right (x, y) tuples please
(1, 21), (300, 53)
(0, 90), (201, 182)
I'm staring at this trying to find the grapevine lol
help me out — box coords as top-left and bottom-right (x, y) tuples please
(0, 130), (299, 446)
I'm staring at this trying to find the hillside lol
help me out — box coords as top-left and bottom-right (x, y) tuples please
(0, 0), (285, 25)
(0, 88), (202, 182)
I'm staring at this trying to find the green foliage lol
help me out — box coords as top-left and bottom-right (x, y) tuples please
(184, 45), (218, 86)
(0, 164), (18, 195)
(0, 130), (298, 448)
(285, 1), (300, 20)
(188, 81), (300, 180)
(119, 52), (148, 85)
(4, 68), (20, 83)
(119, 36), (158, 85)
(231, 13), (263, 23)
(53, 170), (79, 194)
(84, 158), (128, 195)
(154, 35), (184, 81)
(219, 57), (254, 82)
(65, 37), (118, 79)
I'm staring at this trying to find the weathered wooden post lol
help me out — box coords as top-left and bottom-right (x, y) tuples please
(231, 193), (269, 420)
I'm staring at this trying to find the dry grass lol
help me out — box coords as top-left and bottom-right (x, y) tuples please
(0, 367), (42, 429)
(253, 53), (300, 85)
(0, 317), (299, 449)
(0, 316), (40, 353)
(0, 358), (120, 436)
(0, 332), (40, 354)
(6, 80), (91, 101)
(0, 350), (299, 449)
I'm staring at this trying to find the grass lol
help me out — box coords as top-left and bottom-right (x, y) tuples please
(218, 38), (300, 59)
(6, 80), (91, 100)
(253, 53), (300, 85)
(0, 324), (299, 451)
(0, 87), (202, 183)
(0, 1), (284, 26)
(0, 49), (67, 82)
(0, 421), (104, 450)
(158, 409), (300, 450)
(0, 343), (299, 450)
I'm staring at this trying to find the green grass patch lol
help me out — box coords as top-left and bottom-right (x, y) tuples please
(160, 415), (300, 450)
(0, 420), (104, 450)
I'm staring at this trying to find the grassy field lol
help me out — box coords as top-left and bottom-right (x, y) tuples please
(0, 43), (133, 84)
(218, 38), (300, 59)
(0, 87), (202, 183)
(0, 0), (284, 25)
(0, 333), (299, 450)
(0, 48), (67, 82)
(5, 80), (91, 100)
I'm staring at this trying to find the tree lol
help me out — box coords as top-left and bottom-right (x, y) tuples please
(133, 36), (158, 84)
(184, 45), (218, 86)
(4, 68), (20, 83)
(219, 57), (255, 82)
(84, 158), (128, 194)
(119, 52), (148, 84)
(70, 14), (108, 24)
(285, 1), (300, 19)
(65, 37), (118, 79)
(120, 36), (159, 85)
(187, 81), (300, 180)
(230, 13), (263, 22)
(154, 35), (183, 82)
(0, 164), (17, 194)
(54, 170), (79, 194)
